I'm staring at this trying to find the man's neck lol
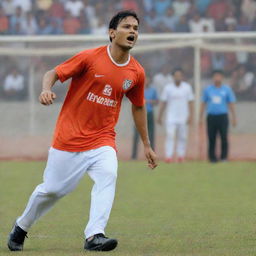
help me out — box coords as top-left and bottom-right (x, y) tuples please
(175, 81), (181, 86)
(109, 44), (130, 64)
(214, 82), (222, 88)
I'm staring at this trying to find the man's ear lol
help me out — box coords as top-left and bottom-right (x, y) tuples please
(109, 29), (116, 41)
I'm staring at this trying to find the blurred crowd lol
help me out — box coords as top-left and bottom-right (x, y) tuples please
(0, 0), (255, 102)
(0, 0), (256, 35)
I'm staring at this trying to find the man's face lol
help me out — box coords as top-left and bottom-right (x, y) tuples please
(109, 16), (139, 50)
(238, 66), (246, 75)
(16, 7), (22, 16)
(173, 71), (183, 83)
(12, 69), (18, 76)
(213, 73), (223, 84)
(166, 8), (174, 17)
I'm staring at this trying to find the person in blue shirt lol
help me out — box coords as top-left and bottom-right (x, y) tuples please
(132, 77), (158, 159)
(200, 70), (237, 163)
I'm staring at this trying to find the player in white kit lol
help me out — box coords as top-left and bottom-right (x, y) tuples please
(158, 68), (194, 162)
(7, 10), (157, 252)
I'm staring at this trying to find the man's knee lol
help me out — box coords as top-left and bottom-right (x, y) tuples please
(98, 167), (118, 187)
(167, 130), (175, 140)
(179, 134), (187, 142)
(105, 168), (118, 181)
(39, 183), (70, 198)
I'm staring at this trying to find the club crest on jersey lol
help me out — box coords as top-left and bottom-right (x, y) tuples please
(122, 79), (133, 90)
(102, 84), (112, 96)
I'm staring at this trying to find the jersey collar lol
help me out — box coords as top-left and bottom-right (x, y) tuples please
(107, 45), (130, 67)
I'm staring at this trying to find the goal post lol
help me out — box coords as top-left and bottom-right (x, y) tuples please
(0, 32), (255, 160)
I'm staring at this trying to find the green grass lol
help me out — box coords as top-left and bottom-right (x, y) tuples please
(0, 161), (256, 256)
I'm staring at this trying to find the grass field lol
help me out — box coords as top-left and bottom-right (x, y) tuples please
(0, 161), (256, 256)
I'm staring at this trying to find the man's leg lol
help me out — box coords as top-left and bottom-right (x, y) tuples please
(85, 146), (118, 239)
(207, 115), (218, 162)
(176, 123), (188, 159)
(165, 123), (176, 160)
(16, 148), (89, 232)
(219, 114), (229, 160)
(8, 147), (89, 251)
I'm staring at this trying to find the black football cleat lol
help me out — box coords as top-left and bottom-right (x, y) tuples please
(8, 223), (27, 251)
(84, 233), (118, 251)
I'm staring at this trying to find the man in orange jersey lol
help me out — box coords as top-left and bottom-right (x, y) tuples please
(8, 10), (157, 252)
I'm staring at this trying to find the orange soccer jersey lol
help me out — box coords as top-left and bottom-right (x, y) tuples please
(53, 45), (145, 152)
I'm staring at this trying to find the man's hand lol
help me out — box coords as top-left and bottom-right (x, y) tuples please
(39, 90), (56, 105)
(157, 116), (162, 125)
(231, 117), (237, 127)
(199, 116), (204, 126)
(187, 115), (193, 125)
(144, 146), (158, 169)
(157, 102), (166, 126)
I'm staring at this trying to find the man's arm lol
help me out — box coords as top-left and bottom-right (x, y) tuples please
(199, 102), (205, 124)
(39, 69), (58, 105)
(147, 99), (158, 105)
(188, 101), (194, 125)
(132, 104), (157, 169)
(157, 101), (166, 125)
(229, 103), (237, 127)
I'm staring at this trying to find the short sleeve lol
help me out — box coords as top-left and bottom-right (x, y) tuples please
(227, 87), (236, 103)
(3, 77), (9, 90)
(187, 85), (194, 101)
(126, 69), (145, 107)
(202, 87), (209, 102)
(55, 50), (89, 83)
(244, 72), (254, 87)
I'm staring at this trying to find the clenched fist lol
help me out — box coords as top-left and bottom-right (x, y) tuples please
(39, 90), (56, 105)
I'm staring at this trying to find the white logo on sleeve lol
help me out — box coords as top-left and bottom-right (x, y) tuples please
(102, 84), (112, 96)
(95, 74), (104, 78)
(122, 79), (133, 90)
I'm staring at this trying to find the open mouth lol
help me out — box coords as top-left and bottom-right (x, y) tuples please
(127, 35), (135, 42)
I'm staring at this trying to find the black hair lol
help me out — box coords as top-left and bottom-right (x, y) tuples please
(212, 69), (224, 76)
(172, 67), (183, 75)
(108, 10), (140, 42)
